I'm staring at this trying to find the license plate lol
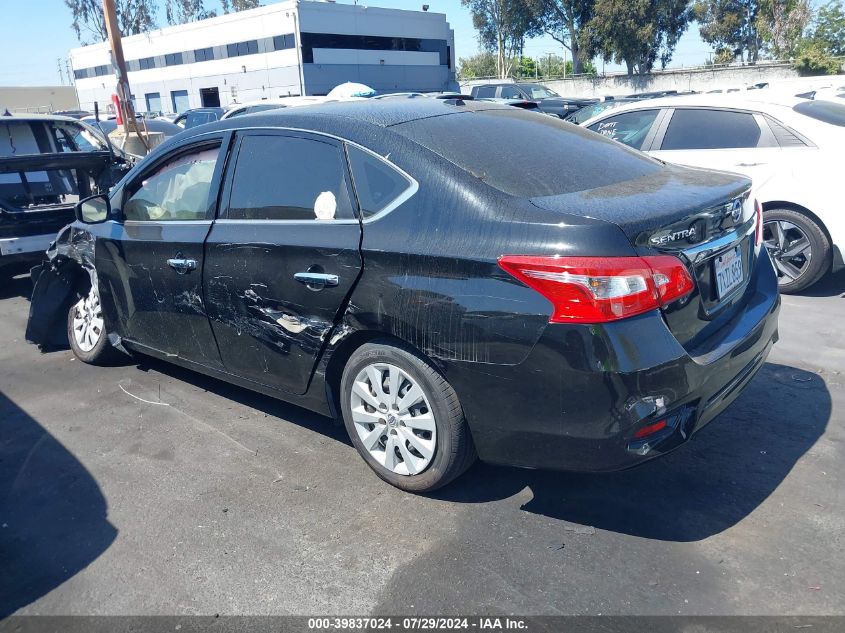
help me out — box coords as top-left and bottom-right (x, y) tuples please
(714, 246), (744, 299)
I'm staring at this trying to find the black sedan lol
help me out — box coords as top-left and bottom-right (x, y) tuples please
(27, 100), (780, 492)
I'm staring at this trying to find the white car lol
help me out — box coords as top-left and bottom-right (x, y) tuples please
(580, 94), (845, 292)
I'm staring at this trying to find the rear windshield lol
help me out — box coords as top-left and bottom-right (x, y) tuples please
(793, 100), (845, 127)
(392, 108), (661, 197)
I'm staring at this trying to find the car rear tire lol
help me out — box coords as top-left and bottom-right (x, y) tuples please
(762, 208), (831, 294)
(67, 282), (117, 364)
(340, 340), (476, 492)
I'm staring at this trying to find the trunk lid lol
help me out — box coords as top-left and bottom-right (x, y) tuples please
(531, 163), (757, 354)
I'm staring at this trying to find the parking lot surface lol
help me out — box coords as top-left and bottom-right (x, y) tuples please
(1, 271), (843, 616)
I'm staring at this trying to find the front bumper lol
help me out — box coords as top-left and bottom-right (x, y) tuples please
(446, 248), (781, 472)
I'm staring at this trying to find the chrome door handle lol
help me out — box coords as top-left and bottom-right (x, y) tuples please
(167, 258), (197, 274)
(294, 272), (339, 288)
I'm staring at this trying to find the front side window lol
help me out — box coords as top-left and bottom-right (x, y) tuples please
(123, 145), (219, 221)
(661, 109), (761, 150)
(227, 135), (354, 221)
(500, 85), (524, 99)
(347, 145), (412, 218)
(589, 109), (660, 150)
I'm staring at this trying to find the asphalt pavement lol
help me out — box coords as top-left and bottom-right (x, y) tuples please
(1, 270), (843, 616)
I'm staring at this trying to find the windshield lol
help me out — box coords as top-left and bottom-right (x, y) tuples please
(793, 100), (845, 127)
(524, 85), (560, 99)
(393, 108), (660, 197)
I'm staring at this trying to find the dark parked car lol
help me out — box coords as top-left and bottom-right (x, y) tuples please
(174, 107), (226, 129)
(469, 82), (596, 117)
(26, 101), (779, 492)
(0, 114), (130, 279)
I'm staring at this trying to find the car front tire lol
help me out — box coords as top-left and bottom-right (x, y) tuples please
(340, 340), (476, 492)
(763, 208), (831, 294)
(67, 282), (117, 364)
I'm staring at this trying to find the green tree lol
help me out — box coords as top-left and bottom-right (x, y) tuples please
(813, 0), (845, 56)
(694, 0), (762, 63)
(65, 0), (156, 43)
(221, 0), (261, 12)
(457, 52), (499, 78)
(525, 0), (595, 74)
(757, 0), (812, 58)
(165, 0), (216, 25)
(793, 38), (842, 73)
(462, 0), (543, 78)
(585, 0), (692, 75)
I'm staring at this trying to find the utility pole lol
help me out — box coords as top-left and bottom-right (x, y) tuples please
(57, 58), (65, 85)
(65, 60), (74, 85)
(102, 0), (148, 150)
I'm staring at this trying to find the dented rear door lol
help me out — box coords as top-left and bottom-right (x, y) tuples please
(203, 130), (362, 395)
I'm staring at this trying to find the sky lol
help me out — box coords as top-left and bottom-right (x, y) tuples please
(0, 0), (715, 87)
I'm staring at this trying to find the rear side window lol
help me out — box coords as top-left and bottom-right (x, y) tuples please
(588, 109), (659, 149)
(474, 86), (495, 98)
(393, 108), (661, 197)
(347, 145), (413, 218)
(793, 100), (845, 127)
(227, 135), (354, 221)
(661, 109), (761, 150)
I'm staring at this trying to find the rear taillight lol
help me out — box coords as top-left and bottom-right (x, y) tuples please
(755, 199), (763, 246)
(497, 255), (694, 323)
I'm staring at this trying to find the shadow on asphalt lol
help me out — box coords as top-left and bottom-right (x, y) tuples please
(430, 362), (830, 542)
(0, 391), (117, 617)
(798, 269), (845, 298)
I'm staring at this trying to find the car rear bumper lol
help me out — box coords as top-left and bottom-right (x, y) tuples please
(445, 248), (781, 472)
(0, 233), (56, 258)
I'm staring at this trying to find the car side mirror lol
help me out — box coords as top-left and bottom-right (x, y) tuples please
(75, 194), (110, 224)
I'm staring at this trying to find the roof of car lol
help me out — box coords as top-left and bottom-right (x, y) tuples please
(1, 112), (85, 124)
(578, 92), (807, 125)
(207, 98), (512, 131)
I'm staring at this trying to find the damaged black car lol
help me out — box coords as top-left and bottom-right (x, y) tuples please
(26, 100), (780, 492)
(1, 113), (131, 280)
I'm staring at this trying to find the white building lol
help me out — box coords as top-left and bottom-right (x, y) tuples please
(70, 0), (456, 114)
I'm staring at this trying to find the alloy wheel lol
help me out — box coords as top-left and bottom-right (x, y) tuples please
(72, 287), (104, 353)
(349, 363), (437, 476)
(763, 219), (812, 285)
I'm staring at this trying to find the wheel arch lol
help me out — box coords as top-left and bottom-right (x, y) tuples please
(762, 200), (833, 245)
(322, 329), (449, 422)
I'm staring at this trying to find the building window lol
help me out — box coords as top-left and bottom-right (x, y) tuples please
(73, 68), (90, 80)
(299, 32), (448, 65)
(226, 40), (259, 58)
(92, 65), (110, 77)
(138, 57), (156, 70)
(273, 34), (295, 51)
(164, 52), (183, 66)
(194, 47), (215, 62)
